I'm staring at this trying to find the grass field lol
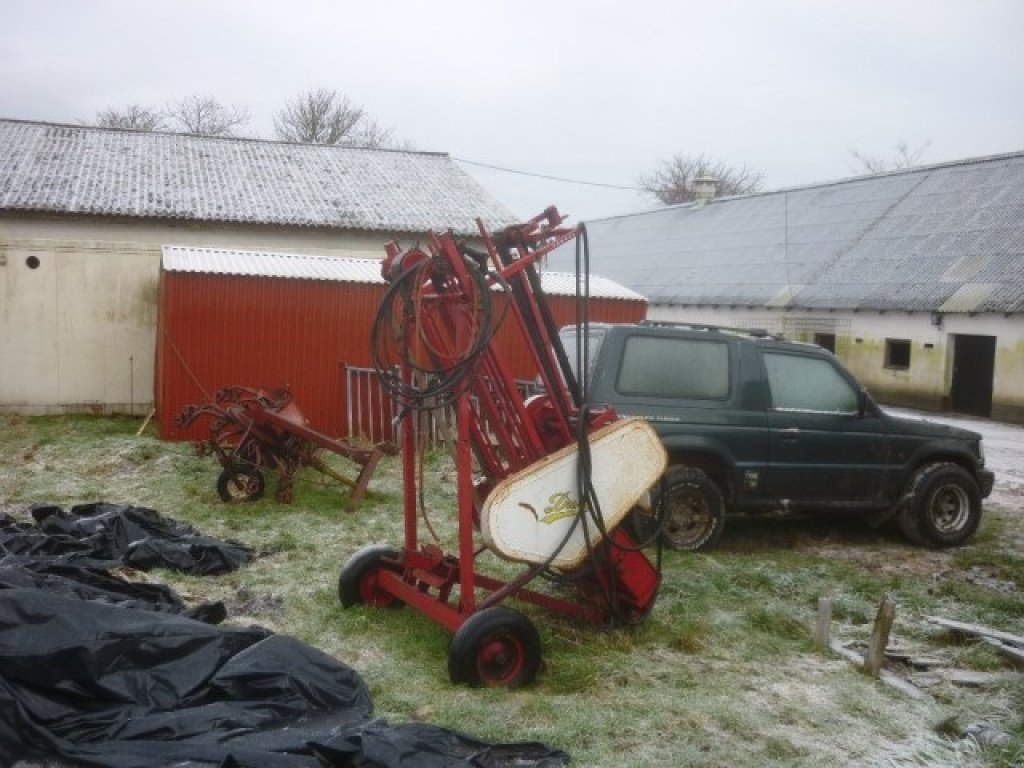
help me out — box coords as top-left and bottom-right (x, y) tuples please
(2, 413), (1022, 767)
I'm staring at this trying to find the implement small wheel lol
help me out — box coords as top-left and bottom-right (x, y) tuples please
(904, 462), (982, 548)
(216, 465), (265, 502)
(448, 607), (541, 688)
(634, 466), (725, 552)
(338, 545), (402, 608)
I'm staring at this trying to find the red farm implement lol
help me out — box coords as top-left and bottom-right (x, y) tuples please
(176, 386), (393, 510)
(338, 207), (668, 687)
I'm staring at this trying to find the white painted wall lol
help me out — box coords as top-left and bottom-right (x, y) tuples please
(646, 304), (1024, 423)
(0, 215), (399, 415)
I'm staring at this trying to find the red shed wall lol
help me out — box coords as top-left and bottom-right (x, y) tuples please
(157, 271), (385, 440)
(156, 270), (646, 441)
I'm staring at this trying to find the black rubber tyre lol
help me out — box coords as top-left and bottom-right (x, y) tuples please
(896, 500), (927, 546)
(903, 462), (982, 548)
(338, 545), (402, 608)
(633, 466), (726, 552)
(216, 466), (265, 502)
(448, 607), (542, 688)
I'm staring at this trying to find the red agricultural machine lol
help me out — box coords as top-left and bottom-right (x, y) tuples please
(339, 207), (668, 686)
(177, 386), (393, 510)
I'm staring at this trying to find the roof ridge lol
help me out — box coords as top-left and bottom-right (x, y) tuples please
(0, 115), (448, 158)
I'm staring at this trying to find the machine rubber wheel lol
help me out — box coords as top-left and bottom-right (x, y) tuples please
(634, 466), (726, 552)
(338, 545), (402, 608)
(216, 466), (265, 502)
(448, 607), (542, 688)
(903, 462), (982, 548)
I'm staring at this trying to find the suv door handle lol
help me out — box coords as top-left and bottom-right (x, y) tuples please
(779, 428), (800, 443)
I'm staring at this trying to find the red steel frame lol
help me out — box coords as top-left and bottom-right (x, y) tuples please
(370, 207), (656, 631)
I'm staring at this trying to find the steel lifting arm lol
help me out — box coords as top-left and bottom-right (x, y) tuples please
(342, 207), (666, 687)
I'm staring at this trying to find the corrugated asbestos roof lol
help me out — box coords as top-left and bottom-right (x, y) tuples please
(549, 151), (1024, 314)
(0, 118), (516, 236)
(161, 245), (646, 302)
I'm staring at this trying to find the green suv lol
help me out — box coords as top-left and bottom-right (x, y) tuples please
(560, 322), (995, 551)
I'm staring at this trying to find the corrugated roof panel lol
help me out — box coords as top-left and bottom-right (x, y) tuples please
(162, 246), (385, 284)
(0, 119), (516, 236)
(551, 150), (1024, 313)
(160, 245), (644, 301)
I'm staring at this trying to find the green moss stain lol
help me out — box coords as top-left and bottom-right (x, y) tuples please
(995, 339), (1024, 407)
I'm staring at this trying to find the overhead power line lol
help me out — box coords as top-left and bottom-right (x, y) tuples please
(452, 156), (645, 192)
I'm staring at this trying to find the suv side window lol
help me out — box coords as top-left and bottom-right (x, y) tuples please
(617, 336), (730, 400)
(762, 351), (859, 413)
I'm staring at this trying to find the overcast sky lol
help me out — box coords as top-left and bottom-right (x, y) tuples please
(2, 0), (1022, 222)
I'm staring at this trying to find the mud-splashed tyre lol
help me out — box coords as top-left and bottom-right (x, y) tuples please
(633, 466), (726, 552)
(338, 545), (402, 608)
(904, 462), (982, 548)
(448, 607), (542, 688)
(897, 499), (927, 546)
(216, 466), (265, 502)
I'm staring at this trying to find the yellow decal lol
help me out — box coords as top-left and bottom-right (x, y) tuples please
(518, 493), (580, 524)
(540, 492), (579, 525)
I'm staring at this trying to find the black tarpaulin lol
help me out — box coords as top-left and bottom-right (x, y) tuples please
(0, 502), (254, 574)
(0, 504), (568, 768)
(0, 587), (568, 768)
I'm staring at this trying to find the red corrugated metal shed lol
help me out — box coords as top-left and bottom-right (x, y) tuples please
(156, 246), (646, 441)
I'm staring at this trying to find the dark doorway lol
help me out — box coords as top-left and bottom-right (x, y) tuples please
(951, 334), (996, 417)
(813, 333), (836, 354)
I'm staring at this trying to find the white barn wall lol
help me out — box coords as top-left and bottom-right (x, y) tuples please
(647, 304), (1024, 423)
(0, 215), (395, 415)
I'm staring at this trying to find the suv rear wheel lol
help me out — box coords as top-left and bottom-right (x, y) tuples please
(902, 462), (982, 548)
(633, 466), (726, 552)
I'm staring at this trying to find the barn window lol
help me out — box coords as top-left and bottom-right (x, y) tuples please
(885, 339), (911, 370)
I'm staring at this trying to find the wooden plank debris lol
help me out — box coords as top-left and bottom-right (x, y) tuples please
(828, 639), (930, 700)
(924, 616), (1024, 648)
(983, 638), (1024, 668)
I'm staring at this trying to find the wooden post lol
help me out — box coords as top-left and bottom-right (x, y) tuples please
(863, 595), (896, 677)
(814, 597), (832, 652)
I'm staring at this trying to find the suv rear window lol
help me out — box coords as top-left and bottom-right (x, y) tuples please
(617, 336), (730, 400)
(762, 351), (858, 413)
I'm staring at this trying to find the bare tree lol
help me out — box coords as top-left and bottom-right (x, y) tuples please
(166, 94), (249, 137)
(274, 88), (395, 147)
(639, 153), (764, 205)
(850, 141), (931, 174)
(353, 117), (395, 149)
(94, 104), (166, 131)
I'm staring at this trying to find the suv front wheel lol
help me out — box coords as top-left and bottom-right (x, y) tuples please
(901, 462), (982, 548)
(632, 466), (726, 552)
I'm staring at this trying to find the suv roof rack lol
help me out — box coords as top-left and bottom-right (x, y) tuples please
(639, 320), (786, 340)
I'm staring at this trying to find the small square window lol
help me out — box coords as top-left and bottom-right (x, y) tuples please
(885, 339), (911, 370)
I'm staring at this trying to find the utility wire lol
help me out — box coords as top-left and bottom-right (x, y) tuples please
(452, 156), (645, 191)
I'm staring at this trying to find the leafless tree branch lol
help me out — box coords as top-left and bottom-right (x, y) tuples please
(167, 95), (250, 137)
(274, 89), (367, 144)
(94, 104), (166, 131)
(639, 153), (765, 205)
(850, 140), (931, 174)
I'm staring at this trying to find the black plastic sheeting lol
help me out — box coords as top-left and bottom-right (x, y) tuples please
(0, 506), (569, 768)
(2, 502), (253, 574)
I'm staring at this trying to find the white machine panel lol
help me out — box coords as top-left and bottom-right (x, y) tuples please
(481, 418), (667, 569)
